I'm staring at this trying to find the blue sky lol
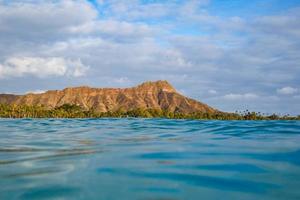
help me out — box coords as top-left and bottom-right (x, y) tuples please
(0, 0), (300, 115)
(208, 0), (300, 16)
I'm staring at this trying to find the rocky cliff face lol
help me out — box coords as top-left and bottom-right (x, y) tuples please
(0, 80), (217, 114)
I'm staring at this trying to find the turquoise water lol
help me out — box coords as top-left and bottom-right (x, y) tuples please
(0, 119), (300, 200)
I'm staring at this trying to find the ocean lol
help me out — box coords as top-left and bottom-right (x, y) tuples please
(0, 119), (300, 200)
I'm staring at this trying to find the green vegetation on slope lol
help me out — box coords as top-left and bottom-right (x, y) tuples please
(0, 104), (299, 120)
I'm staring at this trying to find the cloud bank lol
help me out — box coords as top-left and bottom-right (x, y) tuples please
(0, 57), (88, 78)
(277, 87), (298, 95)
(0, 0), (299, 114)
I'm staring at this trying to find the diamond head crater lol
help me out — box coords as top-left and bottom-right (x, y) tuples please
(0, 80), (298, 120)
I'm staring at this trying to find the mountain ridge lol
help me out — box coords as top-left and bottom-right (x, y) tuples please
(0, 80), (217, 114)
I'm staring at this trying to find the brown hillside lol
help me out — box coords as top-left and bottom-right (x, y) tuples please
(0, 80), (217, 114)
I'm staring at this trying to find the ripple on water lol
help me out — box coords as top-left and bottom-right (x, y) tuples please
(0, 119), (300, 200)
(20, 185), (80, 200)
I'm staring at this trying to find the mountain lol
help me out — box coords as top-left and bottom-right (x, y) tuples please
(0, 80), (217, 114)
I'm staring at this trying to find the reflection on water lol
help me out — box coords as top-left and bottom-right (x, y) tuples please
(0, 119), (300, 200)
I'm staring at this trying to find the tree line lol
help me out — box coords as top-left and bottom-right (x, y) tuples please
(0, 103), (299, 120)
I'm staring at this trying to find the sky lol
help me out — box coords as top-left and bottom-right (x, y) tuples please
(0, 0), (300, 115)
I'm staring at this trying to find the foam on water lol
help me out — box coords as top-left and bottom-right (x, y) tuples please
(0, 119), (300, 200)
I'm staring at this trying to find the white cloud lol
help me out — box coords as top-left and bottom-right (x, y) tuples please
(69, 20), (155, 39)
(223, 93), (258, 100)
(0, 57), (89, 78)
(277, 86), (298, 95)
(113, 77), (131, 84)
(253, 8), (300, 38)
(26, 89), (45, 94)
(96, 0), (176, 20)
(293, 95), (300, 99)
(208, 89), (217, 94)
(96, 0), (104, 5)
(0, 0), (97, 41)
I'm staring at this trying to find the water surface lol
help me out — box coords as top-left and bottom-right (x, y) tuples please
(0, 119), (300, 200)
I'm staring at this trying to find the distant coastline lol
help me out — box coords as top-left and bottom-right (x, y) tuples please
(0, 104), (299, 120)
(1, 81), (299, 120)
